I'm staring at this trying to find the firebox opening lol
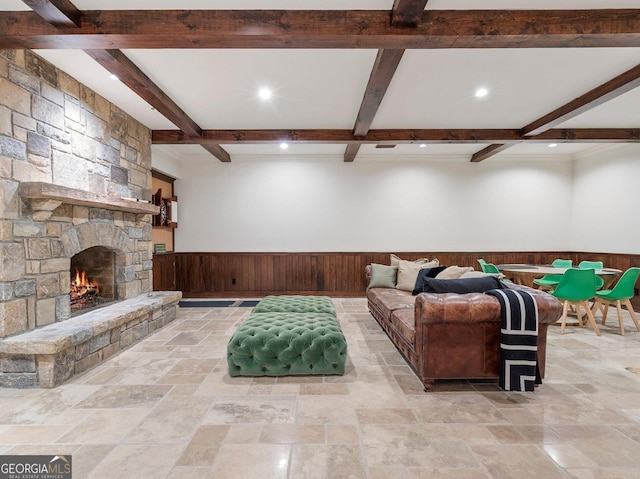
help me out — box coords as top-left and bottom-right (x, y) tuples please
(70, 246), (117, 316)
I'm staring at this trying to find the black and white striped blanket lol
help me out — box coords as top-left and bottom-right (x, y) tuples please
(485, 288), (541, 392)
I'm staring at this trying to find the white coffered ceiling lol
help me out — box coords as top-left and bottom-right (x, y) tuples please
(3, 0), (640, 162)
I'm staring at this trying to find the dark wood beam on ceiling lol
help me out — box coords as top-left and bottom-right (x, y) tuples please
(201, 144), (231, 163)
(391, 0), (430, 27)
(521, 62), (640, 137)
(470, 144), (516, 163)
(471, 61), (640, 162)
(345, 49), (405, 161)
(3, 10), (640, 49)
(84, 49), (201, 137)
(84, 50), (230, 162)
(533, 128), (640, 142)
(344, 143), (361, 162)
(152, 128), (640, 145)
(353, 50), (405, 137)
(21, 0), (81, 27)
(22, 1), (230, 163)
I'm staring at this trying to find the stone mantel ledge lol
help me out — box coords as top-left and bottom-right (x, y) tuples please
(19, 182), (160, 220)
(0, 291), (181, 355)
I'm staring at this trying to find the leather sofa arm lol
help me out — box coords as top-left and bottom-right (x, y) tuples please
(415, 285), (562, 326)
(415, 292), (501, 325)
(364, 265), (372, 282)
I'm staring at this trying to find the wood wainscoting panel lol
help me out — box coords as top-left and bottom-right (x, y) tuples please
(152, 253), (176, 291)
(167, 251), (640, 310)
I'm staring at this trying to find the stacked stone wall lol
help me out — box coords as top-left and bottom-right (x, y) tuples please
(0, 49), (154, 340)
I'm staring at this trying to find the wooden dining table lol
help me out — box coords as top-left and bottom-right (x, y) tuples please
(496, 264), (623, 290)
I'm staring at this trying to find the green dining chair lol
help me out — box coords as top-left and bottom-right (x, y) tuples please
(578, 260), (603, 270)
(592, 267), (640, 336)
(576, 261), (605, 290)
(533, 259), (573, 291)
(481, 263), (501, 274)
(552, 259), (573, 268)
(551, 268), (600, 336)
(477, 259), (488, 270)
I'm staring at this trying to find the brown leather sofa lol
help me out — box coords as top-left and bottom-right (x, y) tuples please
(365, 265), (563, 390)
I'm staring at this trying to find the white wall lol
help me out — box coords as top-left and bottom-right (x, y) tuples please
(151, 146), (182, 180)
(172, 157), (573, 252)
(572, 144), (640, 254)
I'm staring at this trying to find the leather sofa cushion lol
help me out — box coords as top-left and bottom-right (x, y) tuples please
(390, 309), (415, 347)
(367, 288), (414, 320)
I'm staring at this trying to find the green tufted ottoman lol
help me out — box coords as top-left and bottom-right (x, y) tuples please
(251, 295), (337, 315)
(227, 296), (347, 377)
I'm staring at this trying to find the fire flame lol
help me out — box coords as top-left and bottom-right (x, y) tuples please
(70, 269), (99, 304)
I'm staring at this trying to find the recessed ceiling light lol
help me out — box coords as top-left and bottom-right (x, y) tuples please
(474, 87), (488, 98)
(109, 73), (119, 81)
(280, 142), (288, 150)
(258, 88), (272, 100)
(419, 144), (427, 148)
(548, 143), (558, 148)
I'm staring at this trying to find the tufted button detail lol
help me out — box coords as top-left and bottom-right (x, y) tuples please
(227, 297), (347, 377)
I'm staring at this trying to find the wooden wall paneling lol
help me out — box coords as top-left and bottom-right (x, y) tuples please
(152, 253), (176, 291)
(169, 252), (640, 311)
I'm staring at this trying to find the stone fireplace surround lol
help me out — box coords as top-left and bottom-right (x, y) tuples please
(0, 182), (182, 388)
(0, 49), (181, 387)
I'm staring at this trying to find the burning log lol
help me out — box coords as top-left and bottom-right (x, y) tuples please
(70, 270), (100, 306)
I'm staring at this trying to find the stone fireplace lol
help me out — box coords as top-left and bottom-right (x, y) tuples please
(0, 49), (181, 387)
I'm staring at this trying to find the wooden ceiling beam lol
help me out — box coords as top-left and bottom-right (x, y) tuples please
(84, 49), (201, 137)
(353, 50), (405, 137)
(201, 144), (231, 163)
(84, 49), (230, 162)
(345, 2), (422, 161)
(22, 1), (229, 162)
(344, 144), (361, 162)
(21, 0), (80, 27)
(391, 0), (430, 27)
(470, 144), (516, 163)
(152, 128), (640, 145)
(346, 49), (405, 161)
(473, 61), (640, 162)
(3, 10), (640, 49)
(521, 62), (640, 137)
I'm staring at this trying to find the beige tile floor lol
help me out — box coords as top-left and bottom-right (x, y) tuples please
(2, 298), (640, 478)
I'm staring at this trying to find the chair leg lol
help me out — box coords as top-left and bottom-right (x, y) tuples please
(624, 299), (640, 332)
(591, 299), (603, 321)
(582, 300), (601, 336)
(560, 300), (570, 335)
(615, 300), (625, 336)
(574, 302), (585, 327)
(601, 302), (609, 325)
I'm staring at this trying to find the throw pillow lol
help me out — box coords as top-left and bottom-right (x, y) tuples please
(421, 276), (504, 294)
(436, 265), (474, 280)
(367, 264), (398, 289)
(396, 261), (427, 292)
(460, 270), (505, 280)
(412, 266), (448, 295)
(390, 254), (432, 267)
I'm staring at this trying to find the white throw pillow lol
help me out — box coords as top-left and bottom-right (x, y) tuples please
(395, 259), (441, 292)
(390, 254), (431, 267)
(460, 270), (505, 280)
(436, 266), (474, 280)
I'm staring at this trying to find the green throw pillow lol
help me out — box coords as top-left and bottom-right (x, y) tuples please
(368, 264), (398, 289)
